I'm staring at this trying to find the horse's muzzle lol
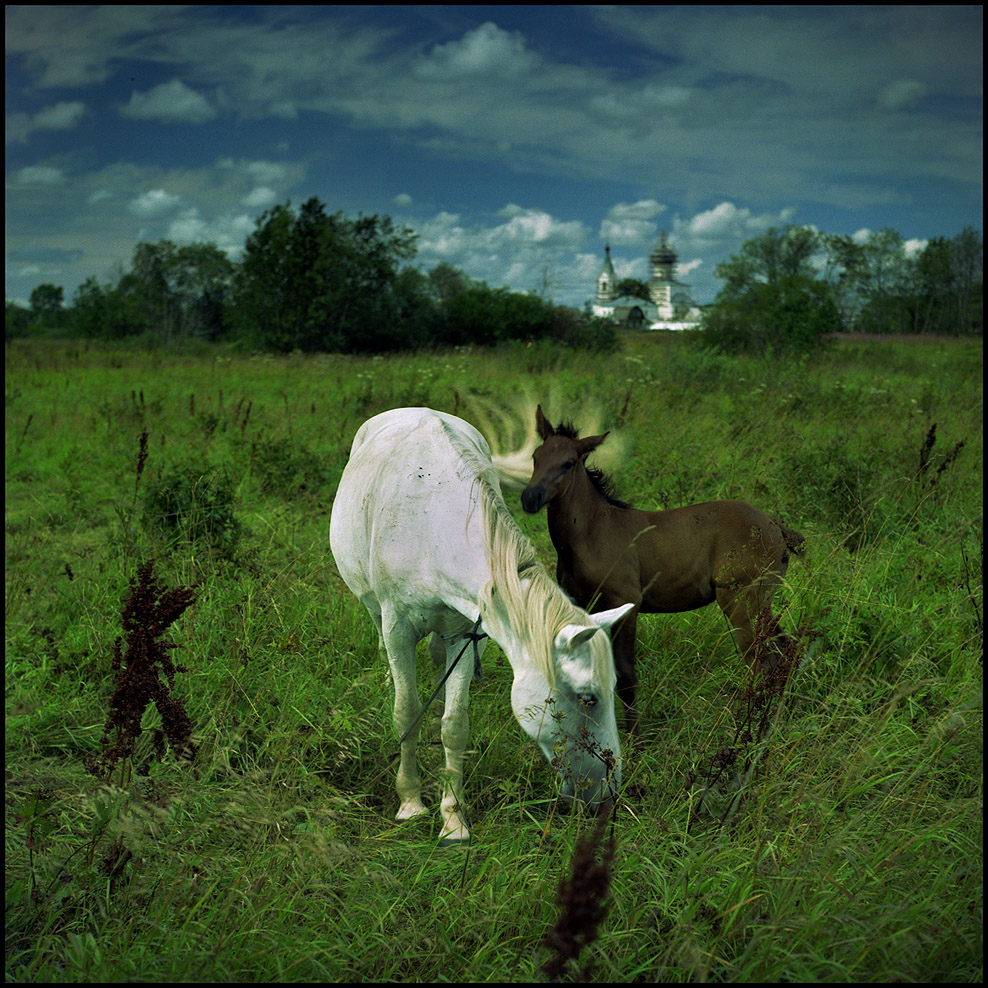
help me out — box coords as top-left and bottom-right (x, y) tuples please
(557, 791), (616, 817)
(521, 485), (547, 514)
(558, 768), (620, 814)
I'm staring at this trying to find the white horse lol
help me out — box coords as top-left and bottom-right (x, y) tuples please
(330, 407), (633, 844)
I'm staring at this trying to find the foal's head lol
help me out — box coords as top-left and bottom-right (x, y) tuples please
(521, 405), (617, 514)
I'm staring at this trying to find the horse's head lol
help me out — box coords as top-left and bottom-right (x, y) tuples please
(521, 405), (608, 514)
(509, 602), (633, 810)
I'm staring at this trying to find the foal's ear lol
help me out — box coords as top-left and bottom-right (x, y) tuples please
(535, 404), (555, 440)
(577, 432), (609, 458)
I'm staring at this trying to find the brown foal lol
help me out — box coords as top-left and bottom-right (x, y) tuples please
(521, 405), (804, 736)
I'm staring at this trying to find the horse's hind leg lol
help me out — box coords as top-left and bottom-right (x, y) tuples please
(436, 634), (485, 845)
(427, 633), (446, 707)
(381, 611), (429, 822)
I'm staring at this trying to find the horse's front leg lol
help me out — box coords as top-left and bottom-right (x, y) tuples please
(382, 616), (428, 822)
(437, 634), (485, 845)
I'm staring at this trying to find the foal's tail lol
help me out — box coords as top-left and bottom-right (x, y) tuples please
(776, 519), (807, 559)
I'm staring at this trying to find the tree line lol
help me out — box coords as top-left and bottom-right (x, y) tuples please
(700, 224), (982, 355)
(5, 199), (982, 355)
(5, 197), (615, 353)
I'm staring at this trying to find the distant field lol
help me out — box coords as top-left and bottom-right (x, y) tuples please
(5, 334), (982, 982)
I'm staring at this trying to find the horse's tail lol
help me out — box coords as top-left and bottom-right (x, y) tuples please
(463, 392), (541, 492)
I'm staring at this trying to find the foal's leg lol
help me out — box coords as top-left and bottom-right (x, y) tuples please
(437, 633), (485, 845)
(609, 610), (641, 739)
(716, 576), (785, 673)
(381, 612), (428, 822)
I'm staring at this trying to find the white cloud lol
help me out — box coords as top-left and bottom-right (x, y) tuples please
(589, 84), (692, 121)
(121, 79), (218, 124)
(128, 188), (183, 217)
(600, 199), (667, 245)
(166, 207), (256, 254)
(850, 229), (927, 257)
(414, 22), (538, 79)
(496, 204), (584, 245)
(5, 6), (184, 88)
(216, 158), (299, 198)
(34, 101), (87, 131)
(242, 187), (278, 209)
(877, 79), (929, 112)
(11, 165), (65, 186)
(686, 202), (750, 239)
(685, 201), (796, 243)
(6, 101), (87, 144)
(244, 160), (290, 184)
(414, 205), (590, 295)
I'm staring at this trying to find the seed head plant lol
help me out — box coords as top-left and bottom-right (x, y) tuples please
(98, 559), (198, 782)
(541, 808), (617, 983)
(543, 721), (620, 982)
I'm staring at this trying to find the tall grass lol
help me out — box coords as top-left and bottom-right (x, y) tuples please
(5, 334), (982, 981)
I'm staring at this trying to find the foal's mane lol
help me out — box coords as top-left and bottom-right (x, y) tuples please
(438, 419), (616, 691)
(555, 421), (633, 510)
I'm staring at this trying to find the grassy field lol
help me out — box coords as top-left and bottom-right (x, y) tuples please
(5, 333), (983, 982)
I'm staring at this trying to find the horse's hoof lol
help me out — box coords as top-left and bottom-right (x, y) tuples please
(395, 801), (429, 822)
(438, 834), (470, 847)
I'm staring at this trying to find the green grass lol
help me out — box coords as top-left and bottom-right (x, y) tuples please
(5, 334), (982, 982)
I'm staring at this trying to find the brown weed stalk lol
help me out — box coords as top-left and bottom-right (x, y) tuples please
(98, 560), (198, 779)
(542, 722), (620, 982)
(541, 808), (616, 983)
(916, 422), (965, 488)
(134, 427), (149, 495)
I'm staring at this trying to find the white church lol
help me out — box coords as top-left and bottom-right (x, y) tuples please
(592, 231), (701, 330)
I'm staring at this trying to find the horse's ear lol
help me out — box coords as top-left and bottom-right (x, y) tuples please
(577, 432), (609, 459)
(590, 602), (635, 630)
(535, 404), (555, 440)
(556, 602), (635, 650)
(556, 624), (600, 651)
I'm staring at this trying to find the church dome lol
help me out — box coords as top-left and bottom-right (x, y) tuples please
(649, 231), (677, 266)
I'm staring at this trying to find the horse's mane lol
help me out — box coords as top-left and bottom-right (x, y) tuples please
(555, 421), (633, 510)
(438, 419), (616, 691)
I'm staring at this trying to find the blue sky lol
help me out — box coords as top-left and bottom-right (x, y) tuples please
(5, 5), (983, 310)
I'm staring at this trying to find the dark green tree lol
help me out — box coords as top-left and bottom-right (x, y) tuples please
(70, 276), (146, 339)
(129, 241), (234, 344)
(6, 299), (31, 341)
(427, 262), (472, 307)
(613, 278), (652, 301)
(849, 228), (915, 335)
(29, 283), (65, 329)
(436, 273), (615, 351)
(911, 228), (983, 335)
(230, 198), (418, 352)
(701, 226), (839, 355)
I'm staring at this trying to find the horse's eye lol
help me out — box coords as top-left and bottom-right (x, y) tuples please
(562, 459), (576, 472)
(579, 693), (597, 708)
